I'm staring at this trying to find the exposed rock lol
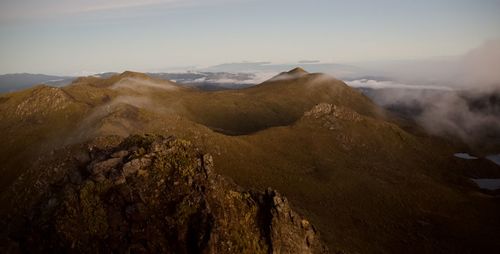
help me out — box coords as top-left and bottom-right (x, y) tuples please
(87, 157), (122, 175)
(304, 103), (362, 122)
(14, 86), (73, 118)
(3, 135), (327, 253)
(265, 189), (323, 253)
(303, 103), (363, 132)
(111, 150), (129, 158)
(122, 158), (151, 176)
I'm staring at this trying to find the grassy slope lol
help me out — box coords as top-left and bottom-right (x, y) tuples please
(178, 73), (380, 135)
(209, 106), (500, 253)
(0, 85), (91, 190)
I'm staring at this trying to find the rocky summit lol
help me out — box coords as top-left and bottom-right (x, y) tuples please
(1, 135), (326, 254)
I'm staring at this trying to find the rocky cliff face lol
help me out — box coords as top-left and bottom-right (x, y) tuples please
(1, 135), (326, 254)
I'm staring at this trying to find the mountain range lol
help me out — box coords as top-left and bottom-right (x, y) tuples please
(1, 68), (499, 253)
(0, 72), (257, 93)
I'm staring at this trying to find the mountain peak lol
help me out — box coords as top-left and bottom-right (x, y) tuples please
(119, 71), (150, 79)
(267, 67), (310, 82)
(288, 67), (308, 75)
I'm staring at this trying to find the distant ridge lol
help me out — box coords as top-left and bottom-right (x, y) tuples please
(287, 67), (308, 75)
(118, 70), (152, 80)
(268, 67), (310, 82)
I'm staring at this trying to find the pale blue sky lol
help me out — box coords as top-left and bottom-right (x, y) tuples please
(0, 0), (499, 75)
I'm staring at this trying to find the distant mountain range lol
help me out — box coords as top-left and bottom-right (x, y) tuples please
(0, 72), (259, 93)
(0, 62), (368, 93)
(0, 73), (76, 93)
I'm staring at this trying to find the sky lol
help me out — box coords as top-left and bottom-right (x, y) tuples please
(0, 0), (499, 75)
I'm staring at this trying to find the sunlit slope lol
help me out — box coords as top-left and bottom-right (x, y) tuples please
(179, 68), (381, 134)
(0, 85), (91, 189)
(209, 103), (500, 253)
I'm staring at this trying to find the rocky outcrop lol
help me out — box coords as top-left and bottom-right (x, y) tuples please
(2, 135), (326, 253)
(14, 86), (74, 118)
(303, 103), (363, 132)
(304, 103), (362, 122)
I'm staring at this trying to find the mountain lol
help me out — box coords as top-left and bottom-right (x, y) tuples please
(203, 62), (364, 80)
(1, 68), (500, 253)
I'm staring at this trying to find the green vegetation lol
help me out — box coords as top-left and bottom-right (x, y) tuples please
(79, 181), (110, 235)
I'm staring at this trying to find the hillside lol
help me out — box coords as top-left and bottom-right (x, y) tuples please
(1, 69), (500, 253)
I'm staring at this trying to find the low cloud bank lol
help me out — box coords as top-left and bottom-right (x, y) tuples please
(346, 79), (452, 90)
(356, 39), (500, 90)
(415, 91), (500, 148)
(355, 83), (500, 151)
(344, 40), (500, 151)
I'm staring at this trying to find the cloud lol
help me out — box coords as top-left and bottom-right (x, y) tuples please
(187, 72), (256, 84)
(360, 86), (500, 151)
(299, 60), (320, 64)
(415, 91), (500, 149)
(67, 93), (182, 141)
(112, 77), (178, 91)
(355, 39), (500, 89)
(53, 0), (183, 13)
(204, 62), (363, 80)
(346, 79), (452, 90)
(0, 0), (247, 23)
(344, 40), (500, 151)
(456, 39), (500, 89)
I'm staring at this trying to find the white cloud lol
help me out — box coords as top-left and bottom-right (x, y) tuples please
(345, 79), (452, 90)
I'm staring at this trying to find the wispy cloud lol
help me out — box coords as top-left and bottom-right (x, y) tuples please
(346, 79), (452, 90)
(0, 0), (245, 23)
